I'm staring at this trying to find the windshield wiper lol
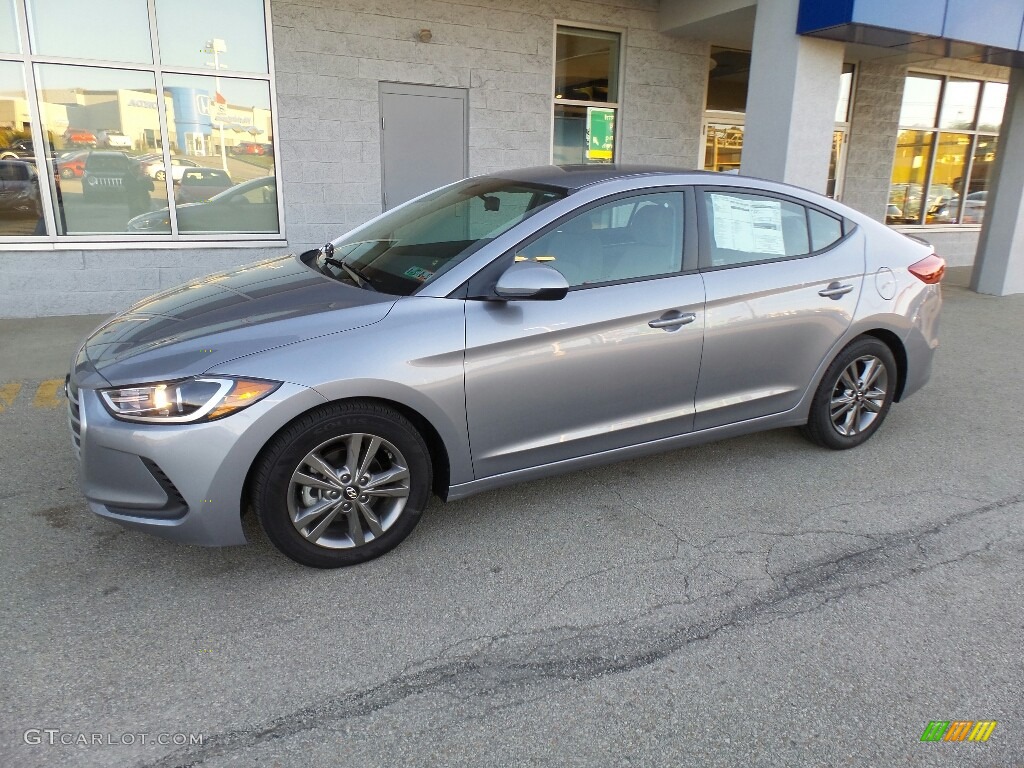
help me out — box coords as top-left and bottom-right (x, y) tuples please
(319, 243), (377, 291)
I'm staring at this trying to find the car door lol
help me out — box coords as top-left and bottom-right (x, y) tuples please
(463, 189), (706, 479)
(693, 186), (865, 430)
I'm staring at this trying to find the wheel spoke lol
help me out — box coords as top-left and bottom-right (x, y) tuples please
(840, 368), (859, 392)
(292, 496), (341, 531)
(304, 452), (343, 486)
(305, 504), (343, 543)
(343, 434), (363, 478)
(364, 465), (409, 490)
(841, 404), (859, 435)
(292, 471), (340, 493)
(831, 400), (855, 419)
(356, 501), (384, 537)
(346, 508), (365, 546)
(863, 359), (884, 388)
(365, 486), (409, 499)
(859, 358), (878, 389)
(357, 436), (382, 480)
(861, 397), (882, 413)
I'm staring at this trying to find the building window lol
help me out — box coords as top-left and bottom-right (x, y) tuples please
(553, 25), (621, 165)
(888, 73), (1007, 226)
(0, 0), (280, 242)
(703, 49), (854, 200)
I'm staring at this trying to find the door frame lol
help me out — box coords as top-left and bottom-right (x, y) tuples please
(378, 82), (469, 210)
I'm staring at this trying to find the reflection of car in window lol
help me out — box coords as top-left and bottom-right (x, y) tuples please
(0, 139), (38, 161)
(175, 168), (234, 204)
(144, 156), (200, 182)
(82, 151), (155, 214)
(127, 176), (278, 233)
(63, 128), (98, 147)
(231, 142), (269, 156)
(0, 159), (42, 216)
(57, 150), (89, 179)
(96, 129), (133, 150)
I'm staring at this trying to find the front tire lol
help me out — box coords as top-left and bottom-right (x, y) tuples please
(154, 170), (166, 181)
(801, 337), (897, 450)
(252, 401), (432, 568)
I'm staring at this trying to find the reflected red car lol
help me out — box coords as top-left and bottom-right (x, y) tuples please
(233, 142), (267, 155)
(57, 151), (89, 179)
(64, 128), (98, 147)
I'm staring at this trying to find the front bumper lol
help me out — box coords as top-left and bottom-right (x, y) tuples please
(69, 380), (327, 546)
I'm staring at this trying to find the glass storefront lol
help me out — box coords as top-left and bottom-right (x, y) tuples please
(0, 0), (278, 241)
(888, 73), (1006, 226)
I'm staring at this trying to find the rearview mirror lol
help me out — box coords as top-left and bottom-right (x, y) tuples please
(493, 261), (569, 301)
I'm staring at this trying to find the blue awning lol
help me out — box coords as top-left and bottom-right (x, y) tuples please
(798, 0), (1024, 65)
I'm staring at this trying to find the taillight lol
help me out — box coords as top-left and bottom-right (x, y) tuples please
(909, 253), (946, 284)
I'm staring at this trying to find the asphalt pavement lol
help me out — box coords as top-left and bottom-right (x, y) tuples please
(0, 286), (1021, 767)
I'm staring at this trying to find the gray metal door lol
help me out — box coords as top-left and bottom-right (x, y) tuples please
(379, 83), (467, 210)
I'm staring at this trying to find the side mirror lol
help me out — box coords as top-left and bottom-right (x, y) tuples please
(493, 261), (569, 301)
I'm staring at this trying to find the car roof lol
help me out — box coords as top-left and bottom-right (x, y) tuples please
(487, 164), (718, 192)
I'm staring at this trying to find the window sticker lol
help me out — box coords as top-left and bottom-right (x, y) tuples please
(711, 194), (786, 255)
(404, 266), (434, 281)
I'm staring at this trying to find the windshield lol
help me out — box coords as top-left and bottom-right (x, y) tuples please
(324, 178), (566, 295)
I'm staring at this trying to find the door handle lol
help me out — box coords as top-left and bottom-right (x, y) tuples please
(818, 282), (854, 299)
(649, 312), (697, 330)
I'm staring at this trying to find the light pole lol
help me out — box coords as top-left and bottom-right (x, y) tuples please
(202, 38), (229, 173)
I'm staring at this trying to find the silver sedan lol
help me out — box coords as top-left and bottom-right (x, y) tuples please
(68, 166), (944, 567)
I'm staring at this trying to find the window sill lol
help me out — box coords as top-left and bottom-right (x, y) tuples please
(0, 238), (288, 251)
(891, 224), (982, 233)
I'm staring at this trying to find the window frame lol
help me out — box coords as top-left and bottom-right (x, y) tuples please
(890, 69), (1007, 229)
(465, 187), (699, 299)
(695, 185), (853, 272)
(550, 21), (626, 166)
(0, 0), (284, 246)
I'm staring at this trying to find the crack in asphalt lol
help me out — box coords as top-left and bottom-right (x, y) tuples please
(142, 491), (1023, 768)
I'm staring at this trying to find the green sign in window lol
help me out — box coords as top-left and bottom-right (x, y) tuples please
(587, 107), (615, 161)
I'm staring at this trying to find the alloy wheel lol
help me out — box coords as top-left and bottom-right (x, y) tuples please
(829, 355), (889, 437)
(286, 432), (410, 549)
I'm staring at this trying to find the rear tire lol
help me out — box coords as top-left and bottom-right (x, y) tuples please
(252, 401), (432, 568)
(801, 337), (897, 450)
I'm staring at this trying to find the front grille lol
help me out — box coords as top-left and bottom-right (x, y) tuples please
(92, 177), (124, 188)
(66, 376), (82, 461)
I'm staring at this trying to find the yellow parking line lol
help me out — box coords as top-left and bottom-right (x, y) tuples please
(33, 379), (65, 409)
(0, 381), (22, 413)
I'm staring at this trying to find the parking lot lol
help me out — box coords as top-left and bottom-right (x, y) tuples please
(0, 285), (1021, 767)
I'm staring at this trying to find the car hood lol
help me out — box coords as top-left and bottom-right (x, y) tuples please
(75, 254), (397, 386)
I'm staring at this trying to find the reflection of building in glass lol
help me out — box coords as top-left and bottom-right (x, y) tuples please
(1, 92), (68, 134)
(30, 88), (271, 154)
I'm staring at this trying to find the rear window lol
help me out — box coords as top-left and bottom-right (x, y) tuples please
(183, 169), (230, 185)
(0, 161), (30, 181)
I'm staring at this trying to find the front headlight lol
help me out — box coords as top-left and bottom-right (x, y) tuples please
(99, 377), (280, 423)
(129, 214), (170, 231)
